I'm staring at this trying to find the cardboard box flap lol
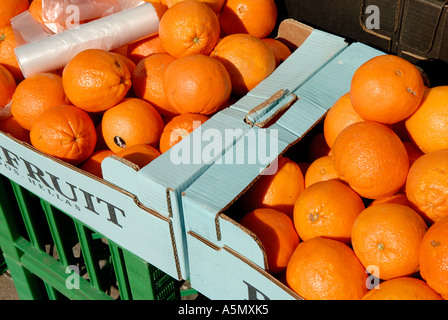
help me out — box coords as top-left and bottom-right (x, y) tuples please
(136, 107), (249, 218)
(187, 231), (300, 300)
(276, 42), (385, 137)
(241, 23), (348, 102)
(182, 124), (292, 249)
(0, 133), (183, 279)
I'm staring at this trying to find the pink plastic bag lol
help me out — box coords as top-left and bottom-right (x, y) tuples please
(11, 0), (144, 45)
(41, 0), (144, 33)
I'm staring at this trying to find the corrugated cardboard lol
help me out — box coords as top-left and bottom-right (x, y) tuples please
(182, 31), (385, 299)
(0, 19), (348, 282)
(278, 0), (448, 63)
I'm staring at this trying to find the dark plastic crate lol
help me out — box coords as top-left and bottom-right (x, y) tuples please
(0, 174), (188, 300)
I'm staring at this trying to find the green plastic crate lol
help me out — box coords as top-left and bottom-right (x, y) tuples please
(0, 174), (187, 300)
(0, 248), (6, 275)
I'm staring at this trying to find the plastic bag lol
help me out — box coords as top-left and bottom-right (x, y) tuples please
(11, 0), (144, 46)
(41, 0), (144, 33)
(14, 1), (159, 78)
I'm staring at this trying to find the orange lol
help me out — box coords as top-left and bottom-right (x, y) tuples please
(110, 52), (136, 75)
(62, 49), (132, 112)
(419, 216), (448, 299)
(158, 1), (220, 58)
(0, 116), (31, 144)
(159, 113), (209, 153)
(126, 34), (167, 65)
(116, 143), (161, 169)
(11, 73), (69, 130)
(405, 149), (448, 223)
(293, 180), (364, 244)
(304, 156), (340, 188)
(28, 0), (45, 24)
(165, 0), (225, 13)
(132, 53), (179, 117)
(261, 38), (292, 67)
(101, 98), (164, 153)
(94, 122), (109, 151)
(306, 132), (331, 162)
(332, 121), (409, 199)
(350, 55), (424, 124)
(80, 149), (115, 179)
(0, 26), (23, 81)
(239, 208), (300, 274)
(405, 86), (448, 153)
(0, 0), (29, 27)
(286, 237), (368, 300)
(164, 54), (231, 115)
(323, 92), (364, 149)
(30, 105), (97, 166)
(351, 203), (428, 280)
(369, 193), (412, 207)
(403, 141), (424, 167)
(143, 0), (168, 17)
(239, 156), (305, 218)
(219, 0), (277, 39)
(362, 277), (443, 300)
(0, 64), (15, 108)
(210, 33), (276, 96)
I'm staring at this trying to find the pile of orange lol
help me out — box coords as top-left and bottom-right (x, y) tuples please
(0, 0), (290, 179)
(236, 54), (448, 300)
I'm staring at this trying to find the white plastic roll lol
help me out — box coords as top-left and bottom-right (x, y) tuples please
(14, 2), (160, 78)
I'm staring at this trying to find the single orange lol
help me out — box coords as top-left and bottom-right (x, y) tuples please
(306, 132), (331, 162)
(406, 149), (448, 223)
(239, 208), (300, 274)
(94, 122), (109, 151)
(332, 121), (409, 199)
(0, 116), (31, 144)
(219, 0), (277, 39)
(115, 143), (161, 169)
(101, 98), (164, 153)
(351, 203), (428, 280)
(362, 277), (443, 300)
(80, 149), (115, 179)
(304, 155), (340, 188)
(110, 52), (136, 75)
(159, 113), (209, 153)
(11, 73), (69, 130)
(0, 26), (23, 81)
(323, 92), (364, 149)
(30, 105), (97, 166)
(239, 156), (305, 219)
(369, 193), (412, 207)
(126, 34), (167, 65)
(210, 33), (276, 96)
(286, 237), (368, 300)
(165, 0), (225, 13)
(350, 55), (424, 124)
(405, 86), (448, 153)
(62, 49), (132, 112)
(164, 54), (231, 115)
(158, 0), (220, 58)
(132, 53), (179, 117)
(261, 38), (292, 67)
(0, 0), (29, 28)
(419, 216), (448, 299)
(403, 141), (424, 167)
(0, 64), (15, 108)
(293, 179), (365, 244)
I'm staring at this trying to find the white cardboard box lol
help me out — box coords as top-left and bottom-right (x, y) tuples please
(181, 28), (385, 299)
